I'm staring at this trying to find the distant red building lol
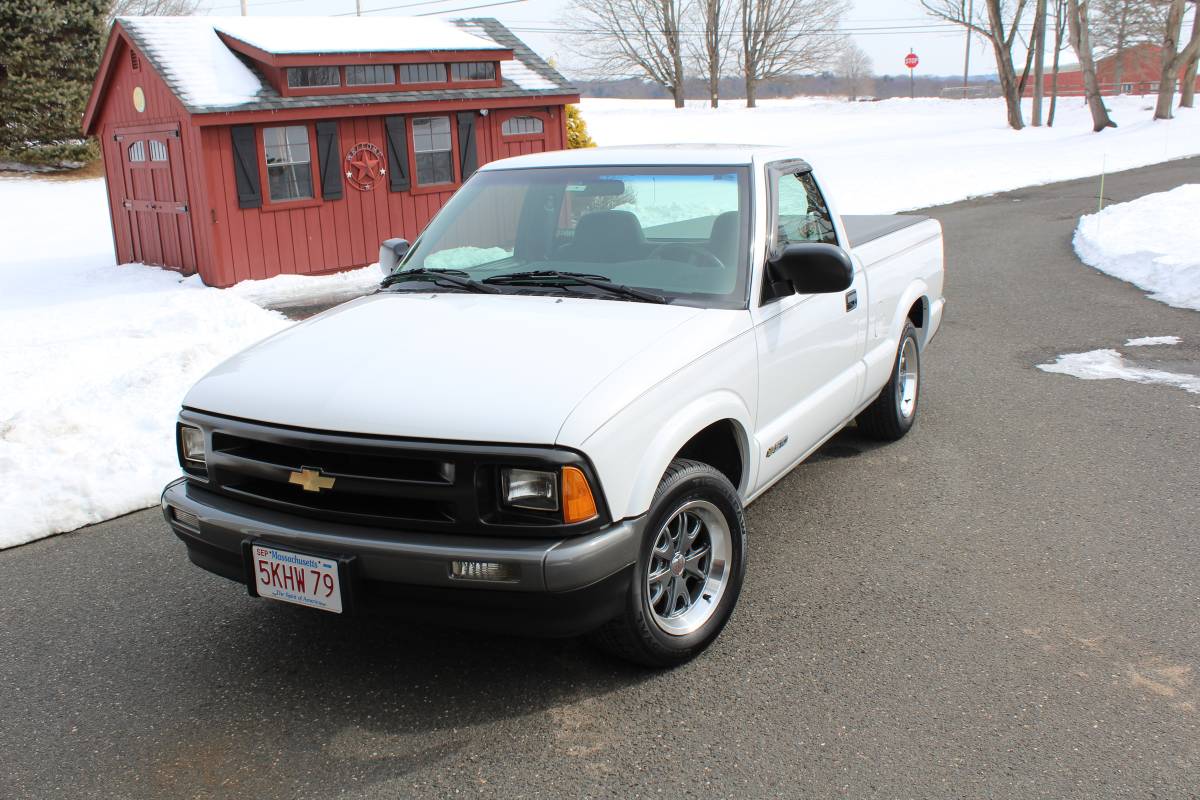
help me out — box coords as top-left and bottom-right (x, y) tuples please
(83, 16), (579, 287)
(1026, 43), (1200, 97)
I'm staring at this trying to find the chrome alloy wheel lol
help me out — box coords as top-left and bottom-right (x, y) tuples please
(897, 336), (920, 420)
(646, 500), (732, 636)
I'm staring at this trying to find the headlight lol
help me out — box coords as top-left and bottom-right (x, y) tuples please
(500, 467), (558, 511)
(179, 424), (206, 467)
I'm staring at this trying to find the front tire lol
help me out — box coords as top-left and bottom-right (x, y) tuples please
(856, 321), (921, 441)
(593, 459), (746, 668)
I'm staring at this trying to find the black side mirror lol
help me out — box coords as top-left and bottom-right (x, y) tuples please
(763, 243), (854, 301)
(378, 238), (411, 275)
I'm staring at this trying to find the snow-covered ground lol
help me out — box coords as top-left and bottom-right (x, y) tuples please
(0, 179), (378, 549)
(1073, 184), (1200, 312)
(581, 95), (1200, 214)
(3, 95), (1199, 549)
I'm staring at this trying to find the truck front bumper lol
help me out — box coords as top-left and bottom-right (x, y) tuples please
(161, 478), (643, 636)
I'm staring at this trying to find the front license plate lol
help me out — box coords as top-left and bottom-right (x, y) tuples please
(251, 545), (343, 614)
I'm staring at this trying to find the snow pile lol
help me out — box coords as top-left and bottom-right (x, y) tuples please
(1038, 346), (1200, 395)
(579, 95), (1200, 214)
(120, 16), (264, 108)
(0, 178), (294, 549)
(197, 264), (383, 309)
(1126, 335), (1182, 346)
(1073, 184), (1200, 312)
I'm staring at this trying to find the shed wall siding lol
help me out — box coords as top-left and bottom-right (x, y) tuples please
(199, 105), (565, 287)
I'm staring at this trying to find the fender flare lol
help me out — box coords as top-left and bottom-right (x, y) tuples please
(617, 389), (754, 519)
(890, 280), (930, 346)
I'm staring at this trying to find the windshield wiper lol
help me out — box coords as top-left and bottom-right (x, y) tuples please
(483, 270), (667, 304)
(380, 268), (499, 294)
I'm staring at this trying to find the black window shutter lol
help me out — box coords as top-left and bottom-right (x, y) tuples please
(315, 120), (343, 200)
(384, 115), (410, 192)
(456, 112), (478, 178)
(230, 125), (262, 209)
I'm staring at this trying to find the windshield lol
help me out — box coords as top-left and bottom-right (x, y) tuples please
(397, 165), (751, 308)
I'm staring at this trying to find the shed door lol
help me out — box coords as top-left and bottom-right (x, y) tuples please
(115, 124), (195, 273)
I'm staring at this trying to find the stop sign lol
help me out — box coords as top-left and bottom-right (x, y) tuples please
(905, 52), (919, 70)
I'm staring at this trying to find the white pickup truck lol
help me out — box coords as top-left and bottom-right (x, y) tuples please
(162, 145), (944, 666)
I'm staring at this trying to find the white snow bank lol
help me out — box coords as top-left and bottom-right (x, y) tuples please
(1073, 184), (1200, 312)
(1038, 348), (1200, 395)
(190, 264), (383, 308)
(579, 95), (1200, 214)
(1126, 335), (1182, 346)
(0, 178), (303, 549)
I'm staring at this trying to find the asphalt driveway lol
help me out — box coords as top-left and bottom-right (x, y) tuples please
(3, 157), (1199, 799)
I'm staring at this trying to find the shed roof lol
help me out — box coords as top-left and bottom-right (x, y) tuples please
(211, 15), (505, 55)
(103, 16), (576, 117)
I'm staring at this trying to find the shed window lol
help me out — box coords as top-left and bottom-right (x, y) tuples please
(450, 62), (495, 81)
(149, 140), (168, 161)
(263, 125), (314, 202)
(412, 116), (453, 185)
(287, 67), (340, 88)
(127, 141), (146, 162)
(502, 116), (544, 136)
(346, 64), (395, 86)
(400, 63), (446, 84)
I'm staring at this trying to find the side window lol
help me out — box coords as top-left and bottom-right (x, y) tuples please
(263, 125), (314, 202)
(775, 171), (836, 248)
(411, 116), (454, 186)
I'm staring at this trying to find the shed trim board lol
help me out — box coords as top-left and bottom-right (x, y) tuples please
(85, 15), (579, 287)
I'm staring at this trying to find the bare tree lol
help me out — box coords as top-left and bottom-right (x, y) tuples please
(1179, 0), (1199, 107)
(1048, 0), (1069, 125)
(739, 0), (849, 108)
(570, 0), (690, 108)
(921, 1), (1030, 130)
(688, 0), (736, 107)
(109, 0), (199, 23)
(1154, 0), (1200, 118)
(1091, 0), (1169, 92)
(1067, 0), (1118, 130)
(836, 40), (873, 101)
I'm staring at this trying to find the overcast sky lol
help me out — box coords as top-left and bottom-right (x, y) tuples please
(195, 0), (1045, 79)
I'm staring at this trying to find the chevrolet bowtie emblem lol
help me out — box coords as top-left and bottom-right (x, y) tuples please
(289, 467), (336, 493)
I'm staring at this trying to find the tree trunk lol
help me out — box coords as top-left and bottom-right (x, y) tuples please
(1067, 0), (1117, 130)
(1033, 0), (1047, 126)
(1181, 4), (1199, 108)
(1155, 0), (1186, 119)
(1112, 6), (1128, 92)
(984, 0), (1026, 129)
(1049, 0), (1065, 126)
(746, 75), (757, 108)
(710, 72), (720, 108)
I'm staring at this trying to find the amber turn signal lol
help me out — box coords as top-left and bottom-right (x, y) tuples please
(561, 466), (598, 524)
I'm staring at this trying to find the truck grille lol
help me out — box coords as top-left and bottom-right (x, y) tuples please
(182, 410), (609, 536)
(206, 429), (471, 530)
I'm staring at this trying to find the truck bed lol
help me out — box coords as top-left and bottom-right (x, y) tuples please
(842, 215), (930, 249)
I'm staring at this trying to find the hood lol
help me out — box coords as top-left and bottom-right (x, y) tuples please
(183, 292), (705, 443)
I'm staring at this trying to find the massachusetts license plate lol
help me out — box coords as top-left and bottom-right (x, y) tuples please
(251, 544), (343, 614)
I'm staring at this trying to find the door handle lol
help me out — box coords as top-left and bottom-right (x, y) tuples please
(845, 289), (858, 312)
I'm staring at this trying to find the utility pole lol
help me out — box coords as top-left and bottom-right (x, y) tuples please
(1033, 0), (1047, 125)
(240, 0), (248, 14)
(962, 0), (974, 97)
(356, 0), (363, 15)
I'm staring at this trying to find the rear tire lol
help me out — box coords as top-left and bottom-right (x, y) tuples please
(856, 321), (921, 441)
(592, 459), (746, 668)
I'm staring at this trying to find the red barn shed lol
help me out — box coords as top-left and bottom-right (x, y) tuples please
(82, 16), (580, 287)
(1024, 43), (1200, 98)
